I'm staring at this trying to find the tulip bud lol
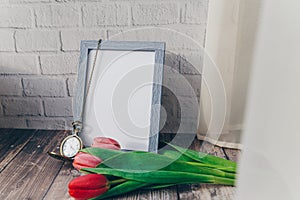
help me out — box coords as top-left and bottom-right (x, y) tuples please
(91, 137), (121, 150)
(68, 174), (109, 200)
(73, 152), (102, 170)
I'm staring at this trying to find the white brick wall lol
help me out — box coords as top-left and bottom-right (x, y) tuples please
(0, 77), (22, 96)
(132, 3), (179, 25)
(40, 53), (79, 74)
(61, 29), (107, 51)
(0, 54), (39, 74)
(2, 98), (43, 116)
(16, 30), (60, 52)
(0, 6), (33, 28)
(23, 77), (67, 97)
(82, 4), (129, 27)
(35, 5), (80, 28)
(0, 30), (14, 51)
(0, 0), (207, 131)
(44, 98), (73, 117)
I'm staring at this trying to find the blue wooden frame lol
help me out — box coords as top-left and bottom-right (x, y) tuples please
(73, 40), (165, 152)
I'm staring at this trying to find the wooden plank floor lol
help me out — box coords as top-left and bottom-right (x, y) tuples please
(0, 129), (240, 200)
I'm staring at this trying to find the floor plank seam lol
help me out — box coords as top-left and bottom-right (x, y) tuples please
(41, 160), (66, 200)
(176, 185), (181, 200)
(222, 148), (230, 160)
(0, 130), (38, 173)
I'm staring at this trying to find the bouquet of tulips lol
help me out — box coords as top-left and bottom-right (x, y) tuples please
(68, 137), (237, 200)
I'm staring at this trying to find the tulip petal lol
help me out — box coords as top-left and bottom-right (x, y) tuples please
(69, 188), (108, 199)
(68, 174), (108, 190)
(92, 137), (121, 150)
(91, 143), (120, 150)
(73, 152), (102, 170)
(68, 174), (109, 199)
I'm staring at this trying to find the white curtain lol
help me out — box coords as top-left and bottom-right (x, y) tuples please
(197, 0), (259, 149)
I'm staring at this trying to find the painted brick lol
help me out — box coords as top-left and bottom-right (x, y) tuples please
(116, 4), (129, 26)
(2, 98), (43, 116)
(177, 95), (199, 119)
(23, 77), (67, 97)
(164, 51), (180, 71)
(184, 0), (208, 24)
(65, 117), (74, 130)
(177, 118), (199, 133)
(0, 30), (14, 51)
(180, 51), (203, 74)
(9, 0), (50, 3)
(67, 76), (77, 96)
(163, 73), (201, 97)
(0, 103), (3, 116)
(27, 118), (66, 129)
(160, 118), (180, 134)
(161, 118), (199, 134)
(35, 5), (80, 27)
(0, 77), (22, 96)
(184, 75), (202, 97)
(132, 3), (179, 25)
(0, 54), (39, 75)
(0, 117), (27, 128)
(44, 98), (73, 117)
(61, 29), (107, 51)
(161, 95), (178, 117)
(108, 25), (205, 50)
(0, 7), (32, 28)
(40, 53), (79, 75)
(82, 4), (129, 26)
(169, 25), (206, 46)
(15, 30), (60, 52)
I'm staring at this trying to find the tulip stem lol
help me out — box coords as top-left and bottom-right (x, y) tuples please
(109, 178), (127, 186)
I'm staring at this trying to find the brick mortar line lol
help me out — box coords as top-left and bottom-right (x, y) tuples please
(20, 78), (26, 97)
(0, 23), (207, 30)
(0, 74), (77, 78)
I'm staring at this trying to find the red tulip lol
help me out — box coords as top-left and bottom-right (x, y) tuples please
(68, 174), (109, 200)
(91, 137), (121, 150)
(73, 152), (102, 170)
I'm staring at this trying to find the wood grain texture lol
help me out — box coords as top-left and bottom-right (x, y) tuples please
(223, 148), (241, 162)
(138, 187), (178, 200)
(111, 192), (140, 200)
(0, 130), (68, 200)
(178, 141), (236, 200)
(0, 129), (36, 172)
(43, 162), (81, 200)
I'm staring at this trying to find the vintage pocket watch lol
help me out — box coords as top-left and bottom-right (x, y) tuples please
(48, 121), (83, 161)
(60, 132), (83, 158)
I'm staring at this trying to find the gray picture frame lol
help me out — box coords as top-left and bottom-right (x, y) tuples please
(73, 40), (165, 152)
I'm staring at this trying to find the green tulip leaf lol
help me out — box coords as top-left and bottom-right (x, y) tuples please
(160, 150), (194, 162)
(99, 151), (176, 171)
(96, 151), (235, 179)
(81, 167), (235, 186)
(143, 183), (177, 190)
(167, 143), (237, 170)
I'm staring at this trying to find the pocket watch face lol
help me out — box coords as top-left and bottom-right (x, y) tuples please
(60, 135), (83, 158)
